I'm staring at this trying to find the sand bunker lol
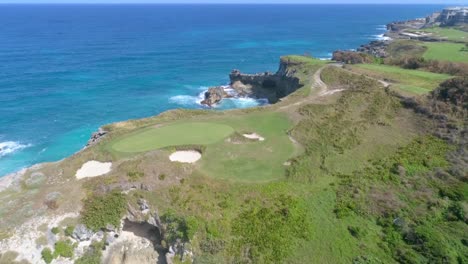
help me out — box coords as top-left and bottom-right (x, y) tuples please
(242, 133), (265, 141)
(169, 150), (202, 163)
(75, 161), (112, 179)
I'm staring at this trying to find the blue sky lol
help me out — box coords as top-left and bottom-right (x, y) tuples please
(0, 0), (466, 3)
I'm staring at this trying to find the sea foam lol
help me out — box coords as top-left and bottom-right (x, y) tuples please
(0, 141), (30, 158)
(376, 25), (388, 31)
(169, 85), (269, 109)
(374, 34), (392, 41)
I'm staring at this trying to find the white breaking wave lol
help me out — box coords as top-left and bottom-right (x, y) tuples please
(169, 85), (269, 109)
(169, 91), (205, 106)
(0, 141), (31, 158)
(374, 34), (392, 41)
(376, 25), (388, 31)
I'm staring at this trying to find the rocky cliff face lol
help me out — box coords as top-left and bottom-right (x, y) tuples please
(229, 57), (301, 103)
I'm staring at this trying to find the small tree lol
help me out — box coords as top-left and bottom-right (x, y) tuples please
(54, 240), (74, 258)
(41, 248), (54, 264)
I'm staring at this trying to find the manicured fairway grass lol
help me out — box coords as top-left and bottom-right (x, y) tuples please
(199, 112), (295, 182)
(351, 64), (451, 95)
(107, 112), (296, 182)
(422, 42), (468, 63)
(412, 27), (468, 43)
(111, 122), (234, 153)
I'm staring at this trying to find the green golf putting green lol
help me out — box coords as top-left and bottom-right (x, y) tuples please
(111, 122), (234, 153)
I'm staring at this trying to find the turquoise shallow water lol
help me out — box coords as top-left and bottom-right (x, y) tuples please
(0, 4), (444, 176)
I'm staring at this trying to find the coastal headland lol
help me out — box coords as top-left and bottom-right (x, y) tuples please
(0, 7), (467, 264)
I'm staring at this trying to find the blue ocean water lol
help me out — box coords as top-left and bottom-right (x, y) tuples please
(0, 4), (445, 177)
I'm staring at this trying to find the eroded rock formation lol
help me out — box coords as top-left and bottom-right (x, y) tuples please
(200, 86), (231, 107)
(357, 40), (390, 58)
(229, 57), (302, 103)
(86, 128), (108, 147)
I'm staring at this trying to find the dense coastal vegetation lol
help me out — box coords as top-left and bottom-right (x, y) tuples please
(0, 7), (467, 264)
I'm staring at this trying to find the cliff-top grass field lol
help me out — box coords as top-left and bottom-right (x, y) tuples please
(348, 63), (451, 94)
(422, 42), (468, 62)
(409, 26), (468, 42)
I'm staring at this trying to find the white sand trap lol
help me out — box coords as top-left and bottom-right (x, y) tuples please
(243, 133), (265, 141)
(76, 160), (112, 179)
(169, 150), (202, 163)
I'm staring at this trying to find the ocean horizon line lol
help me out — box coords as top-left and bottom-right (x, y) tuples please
(0, 3), (458, 6)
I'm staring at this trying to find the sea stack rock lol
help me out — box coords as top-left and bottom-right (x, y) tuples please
(201, 86), (230, 107)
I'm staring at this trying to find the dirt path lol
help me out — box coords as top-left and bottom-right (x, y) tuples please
(278, 65), (329, 111)
(279, 62), (392, 150)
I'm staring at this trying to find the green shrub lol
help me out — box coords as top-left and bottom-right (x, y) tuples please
(231, 194), (311, 263)
(161, 211), (201, 243)
(413, 225), (458, 263)
(445, 202), (465, 222)
(200, 237), (225, 254)
(348, 226), (367, 239)
(41, 248), (54, 264)
(64, 225), (74, 237)
(127, 171), (144, 181)
(81, 191), (127, 231)
(158, 174), (166, 181)
(438, 185), (465, 201)
(54, 240), (74, 258)
(352, 255), (384, 264)
(51, 227), (60, 235)
(392, 136), (451, 177)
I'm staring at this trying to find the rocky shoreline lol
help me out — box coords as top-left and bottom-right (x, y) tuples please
(201, 57), (302, 107)
(334, 7), (467, 62)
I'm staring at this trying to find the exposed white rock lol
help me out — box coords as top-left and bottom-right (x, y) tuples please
(0, 212), (79, 264)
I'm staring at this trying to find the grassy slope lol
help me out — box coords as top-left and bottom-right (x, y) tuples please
(349, 64), (451, 95)
(198, 112), (294, 182)
(422, 42), (468, 63)
(386, 39), (427, 58)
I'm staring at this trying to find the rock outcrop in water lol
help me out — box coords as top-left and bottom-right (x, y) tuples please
(86, 128), (108, 147)
(229, 57), (302, 103)
(200, 86), (231, 107)
(200, 57), (303, 106)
